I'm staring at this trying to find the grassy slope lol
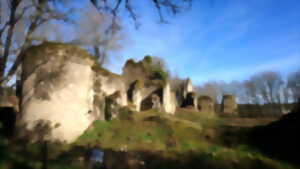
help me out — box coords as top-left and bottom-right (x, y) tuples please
(0, 108), (295, 169)
(75, 109), (295, 169)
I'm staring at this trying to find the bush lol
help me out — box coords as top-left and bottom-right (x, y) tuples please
(151, 69), (168, 82)
(143, 55), (169, 82)
(143, 55), (153, 64)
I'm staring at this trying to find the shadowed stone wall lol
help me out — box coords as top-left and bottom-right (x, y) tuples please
(182, 92), (198, 110)
(19, 42), (96, 143)
(183, 78), (193, 99)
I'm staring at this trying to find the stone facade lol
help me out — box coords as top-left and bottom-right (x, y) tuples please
(183, 78), (193, 99)
(151, 94), (162, 111)
(198, 95), (215, 115)
(221, 95), (238, 114)
(162, 82), (177, 114)
(133, 89), (143, 112)
(128, 80), (143, 112)
(16, 42), (201, 143)
(182, 92), (198, 110)
(19, 42), (96, 143)
(96, 74), (127, 106)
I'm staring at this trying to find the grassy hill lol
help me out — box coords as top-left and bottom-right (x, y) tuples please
(74, 109), (295, 169)
(0, 108), (297, 169)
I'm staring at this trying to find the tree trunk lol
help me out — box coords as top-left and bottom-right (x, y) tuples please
(42, 141), (48, 169)
(0, 19), (38, 86)
(0, 0), (22, 97)
(0, 0), (20, 85)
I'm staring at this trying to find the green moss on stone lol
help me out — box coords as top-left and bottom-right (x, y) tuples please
(21, 41), (94, 64)
(123, 56), (169, 87)
(143, 55), (153, 64)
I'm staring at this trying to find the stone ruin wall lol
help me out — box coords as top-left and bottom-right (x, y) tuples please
(13, 42), (255, 144)
(183, 78), (193, 99)
(163, 82), (177, 114)
(221, 95), (238, 114)
(1, 42), (295, 143)
(9, 41), (295, 143)
(17, 42), (178, 142)
(19, 42), (96, 143)
(198, 95), (215, 115)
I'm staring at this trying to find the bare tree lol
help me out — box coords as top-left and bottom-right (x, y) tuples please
(0, 0), (193, 92)
(71, 5), (125, 66)
(250, 74), (269, 104)
(261, 71), (283, 104)
(249, 72), (282, 104)
(282, 84), (291, 104)
(90, 0), (193, 28)
(244, 79), (259, 104)
(0, 0), (71, 92)
(196, 81), (222, 103)
(218, 80), (248, 103)
(287, 69), (300, 102)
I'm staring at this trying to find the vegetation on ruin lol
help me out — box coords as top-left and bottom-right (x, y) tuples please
(123, 56), (169, 87)
(22, 42), (93, 64)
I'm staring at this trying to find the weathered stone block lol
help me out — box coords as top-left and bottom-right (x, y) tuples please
(19, 42), (96, 143)
(182, 92), (198, 110)
(221, 95), (237, 114)
(198, 95), (215, 115)
(163, 82), (177, 114)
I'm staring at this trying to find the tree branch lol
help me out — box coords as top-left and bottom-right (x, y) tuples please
(152, 0), (165, 23)
(15, 5), (35, 22)
(112, 0), (122, 16)
(0, 0), (22, 83)
(125, 0), (139, 28)
(0, 22), (9, 42)
(1, 0), (70, 86)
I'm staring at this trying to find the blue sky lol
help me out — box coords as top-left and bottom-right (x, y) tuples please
(105, 0), (300, 85)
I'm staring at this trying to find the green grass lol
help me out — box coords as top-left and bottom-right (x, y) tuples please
(0, 108), (296, 169)
(74, 108), (296, 169)
(76, 109), (210, 151)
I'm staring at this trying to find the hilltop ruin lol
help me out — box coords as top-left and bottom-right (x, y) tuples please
(17, 42), (180, 142)
(0, 42), (241, 143)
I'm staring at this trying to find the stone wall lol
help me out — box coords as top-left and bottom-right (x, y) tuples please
(183, 78), (193, 99)
(182, 92), (198, 110)
(198, 95), (215, 115)
(0, 95), (19, 111)
(127, 80), (143, 112)
(19, 42), (96, 143)
(132, 87), (143, 112)
(95, 73), (127, 106)
(16, 42), (200, 142)
(221, 95), (237, 114)
(162, 82), (177, 114)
